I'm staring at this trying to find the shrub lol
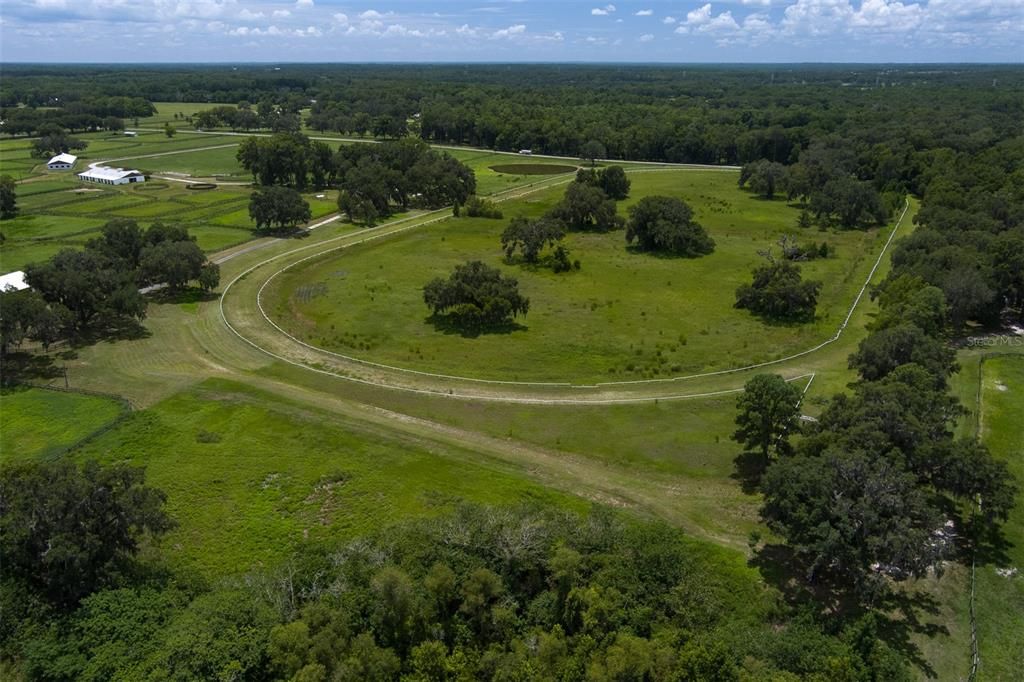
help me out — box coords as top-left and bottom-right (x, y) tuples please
(463, 196), (503, 219)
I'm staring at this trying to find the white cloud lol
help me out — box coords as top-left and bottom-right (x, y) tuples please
(743, 12), (773, 32)
(639, 33), (654, 41)
(781, 0), (855, 37)
(591, 4), (616, 16)
(686, 3), (712, 25)
(5, 0), (1021, 58)
(702, 10), (740, 32)
(491, 23), (526, 38)
(851, 0), (924, 33)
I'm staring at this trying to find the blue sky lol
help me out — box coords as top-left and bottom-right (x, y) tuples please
(1, 1), (1021, 63)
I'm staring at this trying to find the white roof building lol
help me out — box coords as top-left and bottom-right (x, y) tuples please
(47, 153), (77, 169)
(78, 166), (146, 185)
(0, 271), (30, 292)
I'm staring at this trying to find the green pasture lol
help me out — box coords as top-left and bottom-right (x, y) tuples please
(0, 135), (346, 267)
(446, 149), (655, 197)
(127, 143), (247, 179)
(260, 360), (763, 546)
(72, 378), (574, 577)
(266, 169), (887, 382)
(0, 387), (127, 462)
(975, 354), (1024, 681)
(139, 102), (213, 125)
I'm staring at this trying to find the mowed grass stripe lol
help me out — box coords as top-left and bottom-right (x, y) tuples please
(976, 354), (1024, 681)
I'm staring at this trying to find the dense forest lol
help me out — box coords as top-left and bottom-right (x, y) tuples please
(2, 64), (1022, 166)
(1, 468), (912, 681)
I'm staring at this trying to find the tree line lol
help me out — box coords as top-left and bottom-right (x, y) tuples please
(235, 135), (476, 229)
(0, 96), (153, 137)
(1, 220), (218, 360)
(732, 124), (1022, 602)
(1, 462), (916, 681)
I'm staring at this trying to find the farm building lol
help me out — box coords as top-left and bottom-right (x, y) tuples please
(78, 166), (146, 185)
(0, 270), (30, 292)
(46, 153), (77, 170)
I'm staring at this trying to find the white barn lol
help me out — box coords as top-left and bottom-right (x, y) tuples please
(0, 271), (30, 292)
(78, 166), (146, 186)
(47, 153), (77, 170)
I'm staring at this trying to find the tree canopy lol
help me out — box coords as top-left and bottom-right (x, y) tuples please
(25, 249), (146, 332)
(734, 259), (821, 322)
(0, 175), (18, 220)
(546, 182), (623, 233)
(0, 460), (173, 607)
(739, 159), (786, 199)
(30, 125), (88, 159)
(15, 220), (217, 348)
(625, 195), (715, 257)
(335, 139), (476, 223)
(732, 374), (803, 466)
(577, 165), (632, 201)
(500, 217), (565, 265)
(423, 261), (529, 332)
(249, 186), (312, 231)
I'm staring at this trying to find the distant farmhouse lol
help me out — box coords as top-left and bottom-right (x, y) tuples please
(78, 166), (146, 186)
(47, 153), (77, 170)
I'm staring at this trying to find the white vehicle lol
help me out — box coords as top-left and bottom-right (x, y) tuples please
(518, 149), (532, 156)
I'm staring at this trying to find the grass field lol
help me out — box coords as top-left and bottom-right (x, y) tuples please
(125, 144), (248, 180)
(975, 354), (1024, 681)
(0, 137), (335, 269)
(0, 121), (634, 271)
(0, 387), (127, 462)
(71, 378), (577, 577)
(265, 169), (887, 382)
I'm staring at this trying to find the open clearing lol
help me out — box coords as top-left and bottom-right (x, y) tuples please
(0, 134), (338, 269)
(71, 378), (576, 577)
(263, 169), (891, 383)
(975, 354), (1024, 680)
(0, 387), (127, 462)
(0, 121), (650, 270)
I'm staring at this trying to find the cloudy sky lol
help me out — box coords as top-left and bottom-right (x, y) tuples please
(1, 0), (1021, 62)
